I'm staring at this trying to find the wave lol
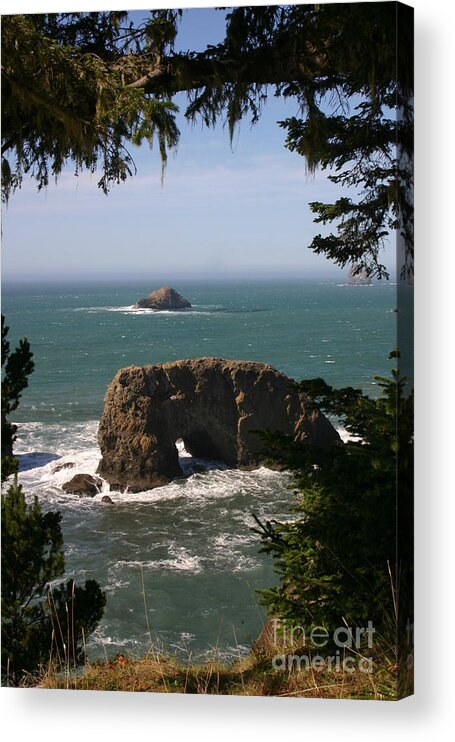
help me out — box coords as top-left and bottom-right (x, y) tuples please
(114, 547), (203, 575)
(16, 451), (60, 472)
(11, 419), (293, 508)
(75, 305), (211, 316)
(72, 304), (266, 316)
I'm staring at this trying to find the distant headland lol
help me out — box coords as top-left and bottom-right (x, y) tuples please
(134, 286), (192, 310)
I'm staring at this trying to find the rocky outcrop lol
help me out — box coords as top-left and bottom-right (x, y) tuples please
(97, 358), (340, 492)
(52, 461), (75, 474)
(62, 474), (103, 497)
(348, 265), (371, 285)
(134, 286), (191, 310)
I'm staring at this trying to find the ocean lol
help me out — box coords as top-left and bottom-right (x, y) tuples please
(2, 279), (397, 661)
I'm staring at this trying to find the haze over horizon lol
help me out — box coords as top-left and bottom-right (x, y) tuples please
(1, 7), (396, 283)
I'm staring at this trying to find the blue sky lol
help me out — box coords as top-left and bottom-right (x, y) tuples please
(1, 7), (395, 282)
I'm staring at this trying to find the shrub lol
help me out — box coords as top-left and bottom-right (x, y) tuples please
(1, 481), (106, 685)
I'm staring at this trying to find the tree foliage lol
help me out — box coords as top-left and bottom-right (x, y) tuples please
(1, 315), (35, 480)
(1, 4), (413, 277)
(1, 11), (180, 199)
(1, 481), (106, 685)
(252, 354), (413, 644)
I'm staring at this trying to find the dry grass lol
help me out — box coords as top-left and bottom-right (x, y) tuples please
(37, 646), (398, 699)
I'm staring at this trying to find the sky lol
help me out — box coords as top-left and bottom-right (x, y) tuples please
(1, 5), (396, 282)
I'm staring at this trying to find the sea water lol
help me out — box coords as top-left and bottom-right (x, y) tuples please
(2, 279), (397, 660)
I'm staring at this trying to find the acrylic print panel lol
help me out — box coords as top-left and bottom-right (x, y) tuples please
(1, 2), (414, 699)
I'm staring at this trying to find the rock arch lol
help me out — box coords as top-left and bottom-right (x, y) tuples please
(97, 358), (339, 492)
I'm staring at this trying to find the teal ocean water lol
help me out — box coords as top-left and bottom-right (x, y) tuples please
(2, 279), (397, 660)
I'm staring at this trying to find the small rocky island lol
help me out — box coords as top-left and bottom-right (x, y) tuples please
(134, 285), (191, 310)
(97, 358), (340, 492)
(348, 265), (371, 285)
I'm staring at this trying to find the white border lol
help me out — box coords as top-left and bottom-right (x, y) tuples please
(1, 1), (454, 739)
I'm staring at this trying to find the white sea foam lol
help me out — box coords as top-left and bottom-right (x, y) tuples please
(12, 417), (347, 522)
(113, 548), (203, 575)
(179, 632), (196, 642)
(212, 532), (254, 549)
(90, 628), (142, 649)
(11, 420), (103, 502)
(12, 419), (291, 510)
(74, 305), (220, 316)
(103, 578), (131, 593)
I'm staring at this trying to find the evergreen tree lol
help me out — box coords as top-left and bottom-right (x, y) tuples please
(1, 481), (106, 685)
(1, 315), (34, 480)
(252, 353), (413, 646)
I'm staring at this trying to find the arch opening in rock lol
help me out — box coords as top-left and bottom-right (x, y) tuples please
(174, 434), (225, 477)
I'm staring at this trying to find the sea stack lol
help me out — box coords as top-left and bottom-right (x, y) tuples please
(97, 358), (340, 492)
(134, 286), (191, 310)
(348, 265), (371, 286)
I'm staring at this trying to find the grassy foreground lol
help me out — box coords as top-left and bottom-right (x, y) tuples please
(36, 647), (398, 699)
